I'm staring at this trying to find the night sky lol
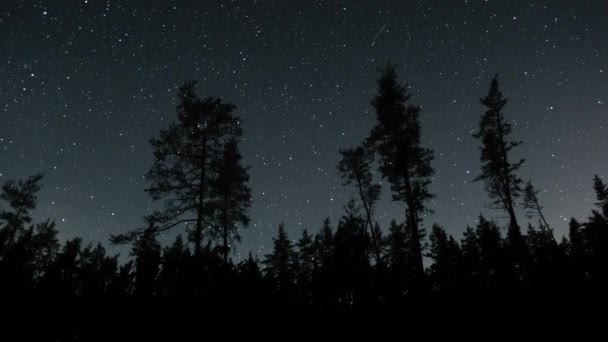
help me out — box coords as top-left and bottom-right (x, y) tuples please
(1, 0), (607, 259)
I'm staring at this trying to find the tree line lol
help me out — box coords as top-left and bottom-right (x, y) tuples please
(1, 64), (607, 338)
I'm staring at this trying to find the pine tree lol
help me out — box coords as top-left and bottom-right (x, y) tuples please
(296, 229), (315, 306)
(236, 253), (264, 310)
(131, 229), (161, 297)
(264, 223), (296, 295)
(158, 235), (191, 296)
(385, 220), (409, 274)
(211, 139), (252, 264)
(109, 261), (134, 297)
(333, 201), (371, 308)
(296, 229), (315, 280)
(592, 175), (608, 218)
(526, 222), (565, 295)
(0, 174), (57, 304)
(428, 224), (462, 292)
(385, 220), (410, 299)
(77, 243), (119, 298)
(0, 174), (44, 257)
(474, 215), (521, 291)
(314, 217), (335, 271)
(338, 145), (382, 265)
(566, 218), (586, 288)
(111, 81), (245, 255)
(582, 176), (608, 285)
(460, 225), (482, 291)
(368, 63), (435, 282)
(567, 218), (585, 258)
(523, 180), (557, 245)
(238, 252), (263, 288)
(473, 75), (524, 247)
(313, 218), (335, 308)
(29, 219), (60, 279)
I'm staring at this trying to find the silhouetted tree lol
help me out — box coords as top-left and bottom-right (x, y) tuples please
(526, 223), (565, 297)
(77, 243), (118, 298)
(108, 260), (134, 298)
(593, 175), (608, 218)
(158, 235), (191, 297)
(523, 181), (557, 245)
(0, 175), (61, 311)
(238, 252), (262, 280)
(209, 139), (252, 264)
(314, 218), (335, 271)
(1, 224), (44, 298)
(384, 220), (410, 302)
(372, 222), (386, 256)
(561, 176), (608, 292)
(475, 215), (520, 292)
(368, 63), (435, 284)
(582, 211), (608, 287)
(338, 146), (383, 265)
(295, 229), (315, 306)
(264, 223), (296, 298)
(22, 219), (60, 284)
(41, 237), (83, 299)
(313, 218), (335, 308)
(473, 75), (524, 248)
(0, 174), (43, 257)
(460, 226), (481, 287)
(428, 224), (462, 293)
(235, 253), (265, 311)
(131, 229), (161, 297)
(112, 81), (244, 255)
(567, 218), (584, 257)
(333, 201), (371, 309)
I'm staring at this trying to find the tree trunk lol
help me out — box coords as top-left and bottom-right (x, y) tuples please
(535, 198), (558, 246)
(496, 111), (520, 235)
(404, 175), (424, 283)
(223, 200), (229, 264)
(356, 177), (382, 266)
(194, 136), (207, 255)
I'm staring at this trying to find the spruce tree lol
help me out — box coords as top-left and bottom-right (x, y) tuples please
(264, 223), (296, 295)
(131, 229), (161, 297)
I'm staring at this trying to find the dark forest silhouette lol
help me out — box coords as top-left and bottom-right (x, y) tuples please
(1, 65), (607, 338)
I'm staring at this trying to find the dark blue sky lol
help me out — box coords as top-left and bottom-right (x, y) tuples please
(1, 0), (607, 259)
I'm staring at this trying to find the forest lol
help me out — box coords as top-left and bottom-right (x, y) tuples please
(1, 64), (607, 338)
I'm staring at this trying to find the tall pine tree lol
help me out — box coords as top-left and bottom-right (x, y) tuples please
(264, 223), (297, 296)
(473, 75), (524, 248)
(368, 63), (435, 283)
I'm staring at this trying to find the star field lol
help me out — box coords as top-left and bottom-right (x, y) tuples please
(1, 0), (607, 258)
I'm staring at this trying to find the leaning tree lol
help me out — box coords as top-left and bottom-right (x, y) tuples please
(473, 75), (524, 248)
